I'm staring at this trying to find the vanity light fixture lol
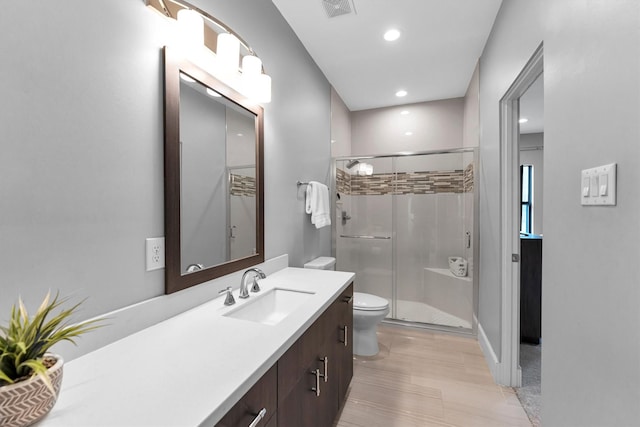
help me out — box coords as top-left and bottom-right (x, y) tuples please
(241, 55), (272, 103)
(357, 163), (374, 176)
(400, 110), (410, 115)
(395, 90), (407, 97)
(217, 32), (241, 74)
(383, 29), (401, 42)
(146, 0), (272, 103)
(176, 9), (203, 51)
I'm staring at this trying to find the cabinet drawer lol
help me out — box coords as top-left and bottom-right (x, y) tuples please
(215, 364), (277, 427)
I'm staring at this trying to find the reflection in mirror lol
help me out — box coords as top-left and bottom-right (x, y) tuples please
(164, 47), (264, 294)
(179, 76), (257, 272)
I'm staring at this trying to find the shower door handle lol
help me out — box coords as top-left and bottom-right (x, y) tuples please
(340, 235), (391, 240)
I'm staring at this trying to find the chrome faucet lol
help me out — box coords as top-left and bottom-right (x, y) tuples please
(186, 263), (204, 273)
(240, 268), (266, 299)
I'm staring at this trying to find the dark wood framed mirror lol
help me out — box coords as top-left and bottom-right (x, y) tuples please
(163, 46), (264, 294)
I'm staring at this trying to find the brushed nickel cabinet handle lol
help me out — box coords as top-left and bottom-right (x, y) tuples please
(248, 408), (267, 427)
(310, 368), (321, 397)
(319, 356), (328, 382)
(341, 326), (348, 347)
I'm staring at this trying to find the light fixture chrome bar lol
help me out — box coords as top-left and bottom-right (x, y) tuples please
(157, 0), (172, 17)
(148, 0), (254, 54)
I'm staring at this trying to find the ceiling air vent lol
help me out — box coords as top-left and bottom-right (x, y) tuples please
(322, 0), (354, 18)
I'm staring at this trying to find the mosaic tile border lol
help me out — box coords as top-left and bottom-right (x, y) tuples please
(336, 162), (474, 196)
(230, 174), (256, 197)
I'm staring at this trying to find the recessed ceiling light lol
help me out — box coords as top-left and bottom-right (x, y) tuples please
(519, 118), (529, 123)
(405, 131), (413, 136)
(395, 90), (407, 97)
(237, 133), (243, 137)
(400, 110), (410, 115)
(383, 29), (401, 42)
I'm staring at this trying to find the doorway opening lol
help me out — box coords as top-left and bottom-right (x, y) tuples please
(497, 43), (543, 395)
(516, 69), (543, 426)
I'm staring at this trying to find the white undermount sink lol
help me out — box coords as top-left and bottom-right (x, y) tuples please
(224, 288), (315, 325)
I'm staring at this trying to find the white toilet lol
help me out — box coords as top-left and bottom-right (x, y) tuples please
(351, 292), (389, 356)
(303, 257), (390, 357)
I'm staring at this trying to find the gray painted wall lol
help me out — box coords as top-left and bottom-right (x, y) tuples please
(0, 1), (331, 322)
(481, 0), (640, 423)
(542, 1), (640, 424)
(330, 88), (352, 159)
(351, 98), (464, 155)
(477, 0), (544, 359)
(463, 61), (480, 149)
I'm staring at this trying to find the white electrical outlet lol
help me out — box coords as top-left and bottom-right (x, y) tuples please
(146, 237), (165, 271)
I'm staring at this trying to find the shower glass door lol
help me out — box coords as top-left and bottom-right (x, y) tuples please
(335, 157), (394, 310)
(334, 149), (477, 332)
(394, 152), (474, 329)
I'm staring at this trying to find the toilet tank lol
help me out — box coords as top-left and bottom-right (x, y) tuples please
(303, 256), (336, 270)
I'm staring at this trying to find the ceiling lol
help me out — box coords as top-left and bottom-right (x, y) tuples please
(271, 0), (503, 111)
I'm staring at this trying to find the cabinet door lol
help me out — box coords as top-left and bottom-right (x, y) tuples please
(215, 364), (277, 427)
(278, 300), (336, 427)
(278, 362), (324, 427)
(336, 283), (354, 404)
(278, 313), (326, 405)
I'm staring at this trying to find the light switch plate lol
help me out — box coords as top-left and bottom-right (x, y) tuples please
(581, 163), (616, 206)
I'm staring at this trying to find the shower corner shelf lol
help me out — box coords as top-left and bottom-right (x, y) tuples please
(424, 267), (472, 282)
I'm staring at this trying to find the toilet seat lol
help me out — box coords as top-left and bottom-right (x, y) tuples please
(353, 292), (389, 311)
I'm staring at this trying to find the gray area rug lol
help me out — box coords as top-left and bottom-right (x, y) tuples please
(516, 343), (541, 426)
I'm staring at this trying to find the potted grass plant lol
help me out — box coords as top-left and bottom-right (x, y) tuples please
(0, 292), (103, 427)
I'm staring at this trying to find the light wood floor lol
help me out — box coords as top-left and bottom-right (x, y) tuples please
(335, 324), (532, 427)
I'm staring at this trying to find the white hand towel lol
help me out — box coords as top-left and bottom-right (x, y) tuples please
(305, 181), (331, 229)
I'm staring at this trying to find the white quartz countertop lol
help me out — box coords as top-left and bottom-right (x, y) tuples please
(36, 267), (354, 427)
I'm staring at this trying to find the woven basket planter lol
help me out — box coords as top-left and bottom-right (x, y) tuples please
(0, 355), (64, 427)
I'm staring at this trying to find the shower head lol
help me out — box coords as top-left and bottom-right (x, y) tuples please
(345, 159), (360, 169)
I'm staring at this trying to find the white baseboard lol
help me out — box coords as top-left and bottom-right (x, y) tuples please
(477, 322), (523, 386)
(478, 322), (500, 382)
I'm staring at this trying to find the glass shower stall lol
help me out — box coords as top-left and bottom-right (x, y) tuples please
(333, 148), (478, 333)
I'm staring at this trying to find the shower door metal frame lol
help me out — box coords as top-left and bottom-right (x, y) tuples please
(332, 147), (480, 337)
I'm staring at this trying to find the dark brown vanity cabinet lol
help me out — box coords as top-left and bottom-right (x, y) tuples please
(520, 237), (542, 344)
(278, 283), (354, 427)
(215, 364), (278, 427)
(217, 283), (353, 427)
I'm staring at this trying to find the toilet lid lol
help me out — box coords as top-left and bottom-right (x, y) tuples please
(353, 292), (389, 311)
